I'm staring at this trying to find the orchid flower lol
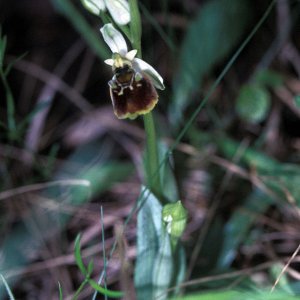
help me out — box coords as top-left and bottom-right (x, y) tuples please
(100, 24), (165, 119)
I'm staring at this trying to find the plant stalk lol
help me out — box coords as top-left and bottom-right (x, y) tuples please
(129, 0), (162, 198)
(143, 112), (161, 197)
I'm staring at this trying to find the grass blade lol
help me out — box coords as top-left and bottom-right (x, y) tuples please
(0, 274), (15, 300)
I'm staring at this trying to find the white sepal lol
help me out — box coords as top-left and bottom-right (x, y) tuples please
(100, 24), (128, 55)
(81, 0), (105, 15)
(104, 0), (130, 25)
(133, 58), (165, 90)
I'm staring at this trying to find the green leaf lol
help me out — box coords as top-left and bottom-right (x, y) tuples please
(152, 230), (173, 299)
(134, 188), (173, 300)
(74, 234), (88, 276)
(216, 190), (273, 269)
(172, 244), (186, 296)
(87, 260), (94, 275)
(88, 279), (123, 298)
(215, 135), (300, 268)
(74, 235), (123, 298)
(170, 290), (300, 300)
(215, 134), (279, 171)
(216, 135), (300, 206)
(170, 290), (240, 300)
(259, 164), (300, 206)
(170, 0), (251, 124)
(236, 84), (271, 123)
(58, 282), (63, 300)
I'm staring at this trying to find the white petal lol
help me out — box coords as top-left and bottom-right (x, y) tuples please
(104, 0), (130, 25)
(104, 59), (114, 66)
(133, 58), (165, 90)
(81, 0), (105, 15)
(100, 24), (128, 55)
(125, 49), (137, 61)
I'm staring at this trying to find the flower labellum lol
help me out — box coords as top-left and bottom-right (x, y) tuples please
(81, 0), (130, 25)
(100, 24), (165, 119)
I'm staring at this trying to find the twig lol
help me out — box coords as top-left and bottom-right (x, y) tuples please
(271, 243), (300, 292)
(0, 179), (91, 201)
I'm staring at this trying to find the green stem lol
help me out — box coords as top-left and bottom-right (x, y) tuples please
(129, 0), (142, 54)
(129, 0), (162, 198)
(143, 112), (161, 197)
(71, 278), (88, 300)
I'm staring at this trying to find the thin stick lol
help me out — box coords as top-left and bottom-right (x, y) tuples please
(0, 179), (91, 201)
(271, 243), (300, 293)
